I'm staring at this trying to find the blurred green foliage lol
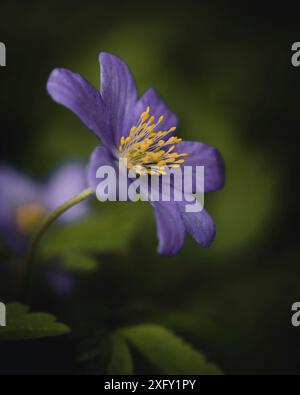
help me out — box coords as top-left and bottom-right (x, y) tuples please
(0, 1), (299, 375)
(107, 334), (133, 375)
(0, 303), (70, 341)
(41, 203), (145, 257)
(119, 324), (222, 375)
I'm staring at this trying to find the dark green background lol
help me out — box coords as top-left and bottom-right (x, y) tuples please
(0, 0), (300, 374)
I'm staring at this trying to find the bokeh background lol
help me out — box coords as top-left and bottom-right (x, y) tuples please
(0, 0), (300, 374)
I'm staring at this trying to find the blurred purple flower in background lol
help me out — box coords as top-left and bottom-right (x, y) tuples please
(45, 264), (77, 297)
(47, 52), (225, 255)
(0, 162), (88, 254)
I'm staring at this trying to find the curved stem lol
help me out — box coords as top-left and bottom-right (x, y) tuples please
(22, 188), (94, 302)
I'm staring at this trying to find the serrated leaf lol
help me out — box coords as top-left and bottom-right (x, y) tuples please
(0, 303), (70, 341)
(120, 324), (222, 375)
(107, 334), (133, 375)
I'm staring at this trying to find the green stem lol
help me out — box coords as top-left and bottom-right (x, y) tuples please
(22, 188), (94, 302)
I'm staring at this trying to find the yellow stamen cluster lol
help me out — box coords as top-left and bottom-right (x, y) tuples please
(118, 107), (188, 175)
(16, 202), (46, 234)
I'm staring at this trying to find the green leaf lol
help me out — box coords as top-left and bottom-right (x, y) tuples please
(60, 251), (98, 272)
(107, 334), (133, 375)
(0, 303), (70, 341)
(120, 324), (222, 375)
(41, 203), (143, 256)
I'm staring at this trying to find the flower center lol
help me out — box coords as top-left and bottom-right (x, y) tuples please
(118, 107), (188, 176)
(16, 202), (46, 234)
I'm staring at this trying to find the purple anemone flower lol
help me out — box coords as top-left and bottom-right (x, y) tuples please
(0, 162), (88, 253)
(47, 52), (225, 255)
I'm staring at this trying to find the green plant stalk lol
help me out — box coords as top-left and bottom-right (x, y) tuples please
(22, 187), (94, 301)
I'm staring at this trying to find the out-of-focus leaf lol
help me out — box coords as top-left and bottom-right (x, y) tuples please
(41, 203), (143, 256)
(60, 251), (98, 272)
(0, 303), (70, 340)
(119, 324), (222, 375)
(107, 334), (133, 375)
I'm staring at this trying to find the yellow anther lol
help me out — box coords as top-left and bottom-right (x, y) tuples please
(141, 112), (149, 122)
(118, 107), (188, 176)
